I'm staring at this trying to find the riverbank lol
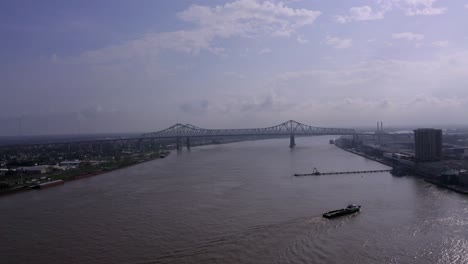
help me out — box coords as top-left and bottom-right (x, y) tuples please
(424, 178), (468, 195)
(335, 143), (468, 196)
(0, 151), (170, 197)
(334, 144), (393, 168)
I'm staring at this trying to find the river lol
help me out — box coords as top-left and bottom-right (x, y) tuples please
(1, 136), (468, 264)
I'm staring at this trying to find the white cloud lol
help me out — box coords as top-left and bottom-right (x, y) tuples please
(392, 32), (424, 41)
(432, 40), (449, 47)
(398, 0), (447, 16)
(382, 0), (447, 16)
(336, 6), (385, 23)
(180, 50), (468, 125)
(296, 35), (308, 44)
(258, 48), (272, 54)
(224, 71), (247, 79)
(270, 52), (468, 126)
(336, 0), (447, 23)
(179, 0), (321, 37)
(325, 36), (353, 49)
(74, 0), (321, 65)
(277, 52), (468, 98)
(413, 41), (449, 48)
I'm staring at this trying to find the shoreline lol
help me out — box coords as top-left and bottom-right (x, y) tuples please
(424, 178), (468, 195)
(335, 143), (468, 196)
(334, 144), (393, 168)
(0, 152), (169, 198)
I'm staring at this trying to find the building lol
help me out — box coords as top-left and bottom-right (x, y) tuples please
(414, 128), (442, 161)
(17, 165), (49, 174)
(59, 160), (81, 169)
(458, 171), (468, 187)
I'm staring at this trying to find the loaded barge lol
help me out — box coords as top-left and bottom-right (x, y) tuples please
(323, 204), (361, 219)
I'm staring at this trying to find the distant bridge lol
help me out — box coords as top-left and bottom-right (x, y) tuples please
(142, 120), (355, 148)
(0, 120), (356, 149)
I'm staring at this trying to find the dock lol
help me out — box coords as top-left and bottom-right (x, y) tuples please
(294, 168), (391, 176)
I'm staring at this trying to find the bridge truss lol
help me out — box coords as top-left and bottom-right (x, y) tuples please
(0, 120), (356, 150)
(142, 120), (355, 138)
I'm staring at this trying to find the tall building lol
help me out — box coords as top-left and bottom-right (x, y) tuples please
(414, 128), (442, 161)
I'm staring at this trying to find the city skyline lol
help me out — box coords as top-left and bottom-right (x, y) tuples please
(2, 0), (468, 135)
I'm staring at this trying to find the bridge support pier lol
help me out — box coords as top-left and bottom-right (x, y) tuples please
(186, 137), (191, 150)
(176, 137), (182, 150)
(289, 134), (296, 148)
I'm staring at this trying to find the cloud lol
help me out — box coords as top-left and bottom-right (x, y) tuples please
(335, 6), (385, 23)
(385, 0), (447, 16)
(279, 51), (468, 101)
(258, 48), (272, 54)
(335, 0), (446, 24)
(296, 35), (308, 44)
(178, 90), (295, 121)
(414, 40), (449, 48)
(265, 52), (468, 126)
(336, 0), (447, 23)
(397, 0), (447, 16)
(182, 92), (468, 128)
(72, 0), (321, 66)
(392, 32), (424, 41)
(224, 71), (246, 79)
(238, 93), (293, 112)
(325, 36), (353, 49)
(179, 100), (212, 115)
(432, 40), (449, 47)
(0, 107), (148, 136)
(178, 0), (321, 37)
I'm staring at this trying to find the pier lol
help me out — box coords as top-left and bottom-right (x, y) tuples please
(294, 168), (391, 176)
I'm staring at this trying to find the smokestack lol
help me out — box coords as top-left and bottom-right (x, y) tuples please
(377, 122), (379, 132)
(381, 121), (383, 132)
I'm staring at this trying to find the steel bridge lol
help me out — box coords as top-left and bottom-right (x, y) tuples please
(0, 120), (356, 150)
(142, 120), (356, 149)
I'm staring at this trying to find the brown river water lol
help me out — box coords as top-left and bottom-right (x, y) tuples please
(1, 136), (468, 264)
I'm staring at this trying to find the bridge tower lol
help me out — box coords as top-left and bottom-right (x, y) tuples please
(186, 137), (191, 150)
(290, 134), (296, 148)
(288, 120), (296, 148)
(176, 137), (182, 150)
(352, 134), (359, 148)
(138, 139), (143, 152)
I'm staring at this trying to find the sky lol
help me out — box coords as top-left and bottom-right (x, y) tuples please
(1, 0), (468, 136)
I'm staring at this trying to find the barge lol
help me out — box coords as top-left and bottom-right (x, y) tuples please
(323, 204), (361, 219)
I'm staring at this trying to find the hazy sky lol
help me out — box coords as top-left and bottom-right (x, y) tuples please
(1, 0), (468, 135)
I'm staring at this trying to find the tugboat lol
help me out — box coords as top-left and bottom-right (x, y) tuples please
(329, 139), (334, 144)
(323, 204), (361, 219)
(159, 150), (170, 158)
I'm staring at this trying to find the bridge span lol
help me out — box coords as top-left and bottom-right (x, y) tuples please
(0, 120), (356, 150)
(142, 120), (356, 149)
